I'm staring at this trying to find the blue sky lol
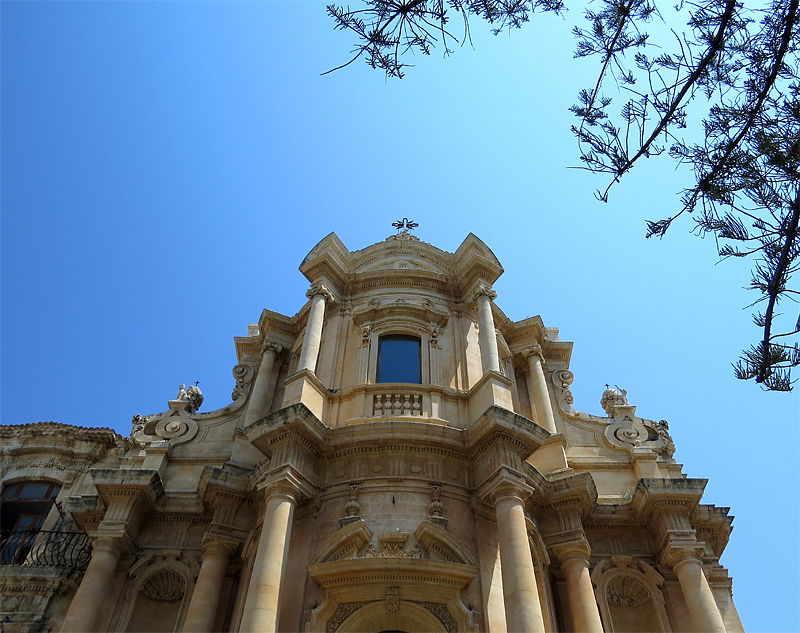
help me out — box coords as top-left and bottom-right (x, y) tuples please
(1, 2), (797, 630)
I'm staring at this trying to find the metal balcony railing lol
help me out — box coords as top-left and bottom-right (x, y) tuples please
(0, 530), (91, 571)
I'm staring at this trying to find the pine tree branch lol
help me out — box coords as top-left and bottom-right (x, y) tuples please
(755, 187), (800, 384)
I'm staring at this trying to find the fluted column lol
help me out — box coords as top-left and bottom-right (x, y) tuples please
(182, 535), (238, 633)
(239, 486), (297, 633)
(297, 282), (333, 373)
(673, 553), (727, 633)
(526, 345), (557, 433)
(493, 489), (546, 633)
(60, 536), (124, 632)
(245, 342), (282, 425)
(560, 552), (604, 633)
(475, 284), (500, 374)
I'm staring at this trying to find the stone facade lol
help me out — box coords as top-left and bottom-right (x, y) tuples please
(0, 231), (744, 633)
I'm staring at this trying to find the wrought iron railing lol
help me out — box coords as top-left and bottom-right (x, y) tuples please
(0, 530), (91, 570)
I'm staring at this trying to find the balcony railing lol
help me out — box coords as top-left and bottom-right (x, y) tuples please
(373, 392), (423, 416)
(0, 530), (91, 571)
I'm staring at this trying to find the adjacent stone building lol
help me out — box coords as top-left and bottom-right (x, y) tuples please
(0, 230), (744, 632)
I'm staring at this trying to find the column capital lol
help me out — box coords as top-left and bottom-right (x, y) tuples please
(550, 535), (592, 566)
(261, 340), (283, 356)
(306, 280), (334, 302)
(661, 541), (705, 569)
(472, 282), (497, 302)
(478, 468), (534, 507)
(255, 467), (315, 503)
(201, 532), (240, 559)
(524, 345), (545, 362)
(89, 532), (134, 558)
(92, 532), (131, 557)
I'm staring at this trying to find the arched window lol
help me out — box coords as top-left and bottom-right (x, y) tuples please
(377, 335), (421, 383)
(1, 481), (61, 565)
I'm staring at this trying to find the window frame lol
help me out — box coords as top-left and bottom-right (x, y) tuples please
(377, 334), (422, 384)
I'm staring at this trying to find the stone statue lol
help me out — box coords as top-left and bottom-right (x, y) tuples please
(131, 414), (148, 435)
(600, 385), (629, 417)
(185, 385), (204, 413)
(175, 383), (203, 413)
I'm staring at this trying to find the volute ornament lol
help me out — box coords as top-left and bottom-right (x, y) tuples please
(231, 363), (255, 401)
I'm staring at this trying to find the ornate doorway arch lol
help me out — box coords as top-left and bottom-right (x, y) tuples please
(305, 521), (479, 633)
(337, 601), (446, 633)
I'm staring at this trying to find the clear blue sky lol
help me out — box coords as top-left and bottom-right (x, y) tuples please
(1, 2), (797, 630)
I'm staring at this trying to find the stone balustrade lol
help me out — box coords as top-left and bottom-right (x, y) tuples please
(373, 392), (423, 417)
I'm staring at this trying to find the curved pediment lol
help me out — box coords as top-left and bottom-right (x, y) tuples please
(309, 519), (373, 565)
(414, 520), (479, 567)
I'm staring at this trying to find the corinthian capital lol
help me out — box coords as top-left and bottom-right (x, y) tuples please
(472, 283), (497, 302)
(306, 281), (334, 302)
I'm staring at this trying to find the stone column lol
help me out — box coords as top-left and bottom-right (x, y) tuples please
(673, 553), (727, 633)
(60, 536), (123, 633)
(245, 342), (282, 426)
(297, 282), (333, 373)
(475, 284), (500, 375)
(493, 489), (546, 633)
(526, 346), (557, 434)
(239, 486), (297, 633)
(560, 551), (604, 633)
(182, 535), (238, 633)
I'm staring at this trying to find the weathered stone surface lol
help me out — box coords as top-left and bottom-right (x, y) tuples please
(1, 231), (742, 633)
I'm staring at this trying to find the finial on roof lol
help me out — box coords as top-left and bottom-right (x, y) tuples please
(392, 218), (419, 233)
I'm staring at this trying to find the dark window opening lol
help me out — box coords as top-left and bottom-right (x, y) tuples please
(377, 335), (421, 384)
(1, 481), (61, 565)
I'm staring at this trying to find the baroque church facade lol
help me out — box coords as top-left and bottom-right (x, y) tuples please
(1, 230), (744, 633)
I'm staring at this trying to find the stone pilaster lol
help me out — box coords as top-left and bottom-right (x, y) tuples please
(297, 281), (333, 373)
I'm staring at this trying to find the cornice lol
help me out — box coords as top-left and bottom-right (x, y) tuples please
(0, 422), (125, 449)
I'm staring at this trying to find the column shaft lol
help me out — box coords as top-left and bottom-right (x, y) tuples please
(182, 545), (232, 633)
(494, 494), (546, 633)
(674, 558), (727, 633)
(239, 492), (296, 633)
(60, 538), (121, 633)
(477, 293), (500, 374)
(245, 345), (280, 425)
(527, 352), (557, 434)
(297, 294), (326, 372)
(561, 558), (604, 633)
